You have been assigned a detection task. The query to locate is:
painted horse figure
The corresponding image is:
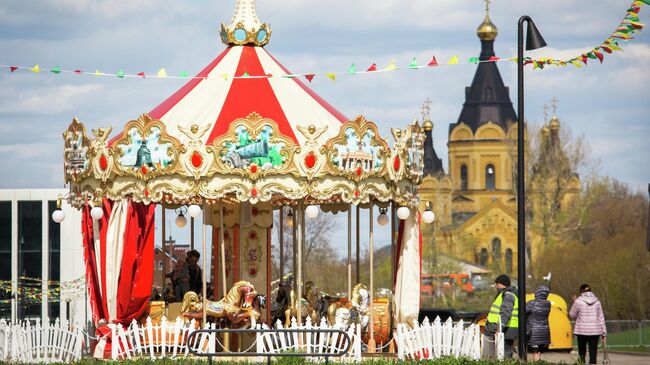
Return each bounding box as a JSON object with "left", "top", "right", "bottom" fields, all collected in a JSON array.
[
  {"left": 180, "top": 281, "right": 266, "bottom": 328},
  {"left": 326, "top": 283, "right": 370, "bottom": 331},
  {"left": 272, "top": 281, "right": 320, "bottom": 326}
]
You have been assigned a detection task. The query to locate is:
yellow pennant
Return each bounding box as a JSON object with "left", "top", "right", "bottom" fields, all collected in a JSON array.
[
  {"left": 571, "top": 60, "right": 583, "bottom": 68},
  {"left": 385, "top": 60, "right": 398, "bottom": 71},
  {"left": 157, "top": 68, "right": 167, "bottom": 77},
  {"left": 94, "top": 69, "right": 104, "bottom": 76},
  {"left": 221, "top": 73, "right": 229, "bottom": 80},
  {"left": 447, "top": 56, "right": 459, "bottom": 64},
  {"left": 327, "top": 73, "right": 336, "bottom": 81},
  {"left": 30, "top": 64, "right": 40, "bottom": 73}
]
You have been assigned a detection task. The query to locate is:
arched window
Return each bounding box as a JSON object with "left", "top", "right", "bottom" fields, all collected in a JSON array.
[
  {"left": 505, "top": 248, "right": 513, "bottom": 274},
  {"left": 491, "top": 238, "right": 501, "bottom": 261},
  {"left": 486, "top": 164, "right": 496, "bottom": 191},
  {"left": 479, "top": 248, "right": 488, "bottom": 266},
  {"left": 484, "top": 87, "right": 494, "bottom": 102},
  {"left": 460, "top": 165, "right": 468, "bottom": 190}
]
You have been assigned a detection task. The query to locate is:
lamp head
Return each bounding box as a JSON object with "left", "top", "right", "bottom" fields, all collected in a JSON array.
[{"left": 526, "top": 19, "right": 547, "bottom": 50}]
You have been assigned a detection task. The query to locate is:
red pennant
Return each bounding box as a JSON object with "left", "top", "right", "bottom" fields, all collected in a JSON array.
[
  {"left": 366, "top": 63, "right": 378, "bottom": 71},
  {"left": 266, "top": 73, "right": 273, "bottom": 77},
  {"left": 137, "top": 72, "right": 145, "bottom": 78},
  {"left": 594, "top": 51, "right": 604, "bottom": 63},
  {"left": 74, "top": 70, "right": 82, "bottom": 74},
  {"left": 304, "top": 74, "right": 315, "bottom": 82},
  {"left": 580, "top": 54, "right": 588, "bottom": 64},
  {"left": 9, "top": 66, "right": 18, "bottom": 72},
  {"left": 427, "top": 56, "right": 438, "bottom": 67},
  {"left": 601, "top": 46, "right": 612, "bottom": 54},
  {"left": 488, "top": 56, "right": 500, "bottom": 61}
]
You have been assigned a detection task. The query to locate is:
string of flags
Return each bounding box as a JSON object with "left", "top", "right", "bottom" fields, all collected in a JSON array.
[
  {"left": 0, "top": 276, "right": 86, "bottom": 303},
  {"left": 0, "top": 0, "right": 646, "bottom": 82}
]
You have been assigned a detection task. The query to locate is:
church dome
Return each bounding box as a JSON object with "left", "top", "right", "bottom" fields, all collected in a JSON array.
[
  {"left": 423, "top": 118, "right": 433, "bottom": 131},
  {"left": 477, "top": 13, "right": 498, "bottom": 41}
]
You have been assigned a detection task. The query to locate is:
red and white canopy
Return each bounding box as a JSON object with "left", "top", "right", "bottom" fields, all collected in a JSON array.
[{"left": 148, "top": 45, "right": 348, "bottom": 146}]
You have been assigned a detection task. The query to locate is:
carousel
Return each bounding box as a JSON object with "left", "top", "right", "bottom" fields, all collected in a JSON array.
[{"left": 59, "top": 0, "right": 432, "bottom": 357}]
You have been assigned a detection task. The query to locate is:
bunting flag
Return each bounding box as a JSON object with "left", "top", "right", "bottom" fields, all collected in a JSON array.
[{"left": 0, "top": 1, "right": 645, "bottom": 81}]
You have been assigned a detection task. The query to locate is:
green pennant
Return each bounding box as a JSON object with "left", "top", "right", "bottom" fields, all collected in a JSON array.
[
  {"left": 179, "top": 71, "right": 189, "bottom": 78},
  {"left": 347, "top": 63, "right": 356, "bottom": 74},
  {"left": 638, "top": 0, "right": 650, "bottom": 5},
  {"left": 468, "top": 57, "right": 479, "bottom": 64},
  {"left": 408, "top": 57, "right": 418, "bottom": 69},
  {"left": 587, "top": 52, "right": 597, "bottom": 59},
  {"left": 242, "top": 72, "right": 249, "bottom": 77},
  {"left": 50, "top": 66, "right": 61, "bottom": 74},
  {"left": 117, "top": 69, "right": 125, "bottom": 78}
]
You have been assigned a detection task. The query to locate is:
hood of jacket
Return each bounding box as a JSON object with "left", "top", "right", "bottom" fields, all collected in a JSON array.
[
  {"left": 578, "top": 291, "right": 599, "bottom": 305},
  {"left": 534, "top": 285, "right": 550, "bottom": 300}
]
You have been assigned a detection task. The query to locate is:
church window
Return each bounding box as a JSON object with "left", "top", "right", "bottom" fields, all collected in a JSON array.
[
  {"left": 484, "top": 87, "right": 493, "bottom": 102},
  {"left": 505, "top": 248, "right": 513, "bottom": 274},
  {"left": 491, "top": 237, "right": 501, "bottom": 261},
  {"left": 486, "top": 164, "right": 496, "bottom": 191},
  {"left": 460, "top": 165, "right": 468, "bottom": 190},
  {"left": 479, "top": 248, "right": 488, "bottom": 266}
]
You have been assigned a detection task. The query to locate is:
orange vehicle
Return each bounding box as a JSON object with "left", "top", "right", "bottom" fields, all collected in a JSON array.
[{"left": 421, "top": 273, "right": 474, "bottom": 296}]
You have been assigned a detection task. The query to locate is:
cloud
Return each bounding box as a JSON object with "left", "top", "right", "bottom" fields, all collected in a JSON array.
[{"left": 0, "top": 83, "right": 104, "bottom": 115}]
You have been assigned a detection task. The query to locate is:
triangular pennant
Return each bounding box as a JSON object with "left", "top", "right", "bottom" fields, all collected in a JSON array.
[
  {"left": 408, "top": 57, "right": 418, "bottom": 69},
  {"left": 347, "top": 63, "right": 356, "bottom": 74},
  {"left": 571, "top": 60, "right": 583, "bottom": 68},
  {"left": 137, "top": 72, "right": 145, "bottom": 78},
  {"left": 221, "top": 73, "right": 229, "bottom": 80},
  {"left": 9, "top": 66, "right": 18, "bottom": 72},
  {"left": 385, "top": 60, "right": 398, "bottom": 71},
  {"left": 447, "top": 56, "right": 459, "bottom": 64},
  {"left": 326, "top": 73, "right": 336, "bottom": 81},
  {"left": 30, "top": 64, "right": 40, "bottom": 73},
  {"left": 601, "top": 46, "right": 612, "bottom": 54},
  {"left": 637, "top": 0, "right": 650, "bottom": 5},
  {"left": 157, "top": 68, "right": 167, "bottom": 77},
  {"left": 74, "top": 70, "right": 82, "bottom": 74},
  {"left": 488, "top": 56, "right": 500, "bottom": 61},
  {"left": 594, "top": 50, "right": 604, "bottom": 63},
  {"left": 468, "top": 57, "right": 479, "bottom": 64},
  {"left": 179, "top": 71, "right": 189, "bottom": 77},
  {"left": 50, "top": 66, "right": 61, "bottom": 74},
  {"left": 427, "top": 56, "right": 438, "bottom": 67},
  {"left": 117, "top": 69, "right": 125, "bottom": 78},
  {"left": 366, "top": 63, "right": 378, "bottom": 72},
  {"left": 305, "top": 74, "right": 315, "bottom": 82},
  {"left": 242, "top": 72, "right": 249, "bottom": 77},
  {"left": 94, "top": 69, "right": 103, "bottom": 76}
]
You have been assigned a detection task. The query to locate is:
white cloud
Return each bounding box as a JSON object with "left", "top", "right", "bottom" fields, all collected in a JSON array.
[{"left": 0, "top": 83, "right": 104, "bottom": 115}]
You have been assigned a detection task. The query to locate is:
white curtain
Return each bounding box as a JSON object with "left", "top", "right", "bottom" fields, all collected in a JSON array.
[
  {"left": 104, "top": 199, "right": 129, "bottom": 321},
  {"left": 393, "top": 209, "right": 421, "bottom": 325}
]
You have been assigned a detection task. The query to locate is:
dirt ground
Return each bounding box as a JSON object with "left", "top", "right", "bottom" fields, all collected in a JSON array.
[{"left": 539, "top": 350, "right": 650, "bottom": 364}]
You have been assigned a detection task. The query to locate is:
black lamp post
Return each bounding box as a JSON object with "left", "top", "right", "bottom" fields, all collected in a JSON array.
[{"left": 517, "top": 15, "right": 546, "bottom": 361}]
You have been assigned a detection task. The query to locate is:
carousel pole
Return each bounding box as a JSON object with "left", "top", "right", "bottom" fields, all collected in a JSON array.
[
  {"left": 301, "top": 206, "right": 306, "bottom": 288},
  {"left": 279, "top": 208, "right": 284, "bottom": 285},
  {"left": 347, "top": 204, "right": 352, "bottom": 300},
  {"left": 296, "top": 203, "right": 303, "bottom": 326},
  {"left": 355, "top": 204, "right": 360, "bottom": 284},
  {"left": 202, "top": 203, "right": 207, "bottom": 324},
  {"left": 219, "top": 202, "right": 227, "bottom": 297},
  {"left": 190, "top": 217, "right": 195, "bottom": 251},
  {"left": 161, "top": 208, "right": 167, "bottom": 293},
  {"left": 292, "top": 209, "right": 297, "bottom": 293},
  {"left": 367, "top": 202, "right": 376, "bottom": 353}
]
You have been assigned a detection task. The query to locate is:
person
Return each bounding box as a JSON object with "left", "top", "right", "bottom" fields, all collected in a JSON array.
[
  {"left": 570, "top": 284, "right": 606, "bottom": 364},
  {"left": 186, "top": 250, "right": 203, "bottom": 294},
  {"left": 171, "top": 257, "right": 189, "bottom": 300},
  {"left": 483, "top": 274, "right": 519, "bottom": 359},
  {"left": 526, "top": 285, "right": 551, "bottom": 361}
]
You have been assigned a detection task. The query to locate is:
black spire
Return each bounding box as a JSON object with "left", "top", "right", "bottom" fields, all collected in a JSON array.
[
  {"left": 423, "top": 125, "right": 445, "bottom": 177},
  {"left": 449, "top": 7, "right": 517, "bottom": 136}
]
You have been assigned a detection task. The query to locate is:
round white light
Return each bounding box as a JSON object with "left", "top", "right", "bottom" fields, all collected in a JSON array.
[
  {"left": 175, "top": 213, "right": 187, "bottom": 228},
  {"left": 377, "top": 212, "right": 389, "bottom": 226},
  {"left": 188, "top": 204, "right": 202, "bottom": 218},
  {"left": 397, "top": 206, "right": 410, "bottom": 220},
  {"left": 51, "top": 209, "right": 65, "bottom": 223},
  {"left": 90, "top": 206, "right": 104, "bottom": 221},
  {"left": 305, "top": 205, "right": 319, "bottom": 219},
  {"left": 286, "top": 211, "right": 294, "bottom": 228},
  {"left": 422, "top": 210, "right": 435, "bottom": 224}
]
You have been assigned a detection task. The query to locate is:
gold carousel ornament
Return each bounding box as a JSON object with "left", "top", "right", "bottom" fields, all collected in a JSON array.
[{"left": 60, "top": 0, "right": 432, "bottom": 356}]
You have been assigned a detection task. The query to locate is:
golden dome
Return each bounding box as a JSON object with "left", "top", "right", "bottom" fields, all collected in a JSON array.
[
  {"left": 542, "top": 124, "right": 550, "bottom": 135},
  {"left": 549, "top": 115, "right": 560, "bottom": 129},
  {"left": 423, "top": 118, "right": 433, "bottom": 131},
  {"left": 477, "top": 13, "right": 498, "bottom": 41}
]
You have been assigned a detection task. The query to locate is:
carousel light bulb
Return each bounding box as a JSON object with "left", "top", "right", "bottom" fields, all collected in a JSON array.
[
  {"left": 90, "top": 206, "right": 104, "bottom": 221},
  {"left": 397, "top": 206, "right": 410, "bottom": 220},
  {"left": 422, "top": 210, "right": 435, "bottom": 224},
  {"left": 51, "top": 209, "right": 65, "bottom": 223},
  {"left": 175, "top": 212, "right": 187, "bottom": 228},
  {"left": 377, "top": 210, "right": 389, "bottom": 226},
  {"left": 188, "top": 204, "right": 202, "bottom": 218},
  {"left": 286, "top": 210, "right": 294, "bottom": 228},
  {"left": 305, "top": 205, "right": 319, "bottom": 219}
]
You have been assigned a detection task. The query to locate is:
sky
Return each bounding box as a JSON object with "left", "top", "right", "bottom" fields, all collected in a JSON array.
[{"left": 1, "top": 0, "right": 649, "bottom": 258}]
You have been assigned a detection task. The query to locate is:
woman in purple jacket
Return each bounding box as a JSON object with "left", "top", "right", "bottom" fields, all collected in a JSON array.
[{"left": 570, "top": 284, "right": 607, "bottom": 364}]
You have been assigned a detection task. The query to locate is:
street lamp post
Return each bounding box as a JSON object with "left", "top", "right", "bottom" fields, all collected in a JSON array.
[{"left": 517, "top": 15, "right": 546, "bottom": 361}]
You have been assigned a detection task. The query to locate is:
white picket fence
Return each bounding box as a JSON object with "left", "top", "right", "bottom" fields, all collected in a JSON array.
[
  {"left": 0, "top": 318, "right": 83, "bottom": 363},
  {"left": 255, "top": 317, "right": 362, "bottom": 363},
  {"left": 395, "top": 317, "right": 482, "bottom": 360}
]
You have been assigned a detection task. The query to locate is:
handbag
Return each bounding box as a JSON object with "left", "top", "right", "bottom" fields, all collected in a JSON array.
[{"left": 602, "top": 337, "right": 610, "bottom": 365}]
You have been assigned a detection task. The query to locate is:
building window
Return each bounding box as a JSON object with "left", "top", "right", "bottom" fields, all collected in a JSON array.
[
  {"left": 491, "top": 238, "right": 501, "bottom": 262},
  {"left": 158, "top": 261, "right": 163, "bottom": 271},
  {"left": 484, "top": 87, "right": 494, "bottom": 102},
  {"left": 479, "top": 248, "right": 488, "bottom": 266},
  {"left": 18, "top": 201, "right": 42, "bottom": 319},
  {"left": 48, "top": 201, "right": 60, "bottom": 318},
  {"left": 505, "top": 248, "right": 513, "bottom": 274},
  {"left": 460, "top": 165, "right": 468, "bottom": 190},
  {"left": 0, "top": 202, "right": 11, "bottom": 318},
  {"left": 486, "top": 164, "right": 496, "bottom": 191}
]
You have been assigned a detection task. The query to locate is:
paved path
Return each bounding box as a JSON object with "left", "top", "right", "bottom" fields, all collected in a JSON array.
[{"left": 541, "top": 351, "right": 650, "bottom": 364}]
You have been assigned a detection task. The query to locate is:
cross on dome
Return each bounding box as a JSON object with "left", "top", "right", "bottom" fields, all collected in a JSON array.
[{"left": 220, "top": 0, "right": 272, "bottom": 47}]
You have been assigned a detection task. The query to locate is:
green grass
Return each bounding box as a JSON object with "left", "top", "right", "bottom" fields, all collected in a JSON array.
[{"left": 570, "top": 325, "right": 650, "bottom": 352}]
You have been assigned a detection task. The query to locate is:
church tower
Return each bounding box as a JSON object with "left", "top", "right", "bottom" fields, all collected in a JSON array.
[{"left": 447, "top": 1, "right": 518, "bottom": 213}]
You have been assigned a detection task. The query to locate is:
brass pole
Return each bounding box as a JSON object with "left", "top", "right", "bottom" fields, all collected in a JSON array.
[
  {"left": 296, "top": 203, "right": 303, "bottom": 326},
  {"left": 190, "top": 217, "right": 195, "bottom": 251},
  {"left": 161, "top": 208, "right": 166, "bottom": 292},
  {"left": 347, "top": 204, "right": 352, "bottom": 300},
  {"left": 279, "top": 208, "right": 284, "bottom": 284},
  {"left": 368, "top": 202, "right": 376, "bottom": 352},
  {"left": 219, "top": 203, "right": 227, "bottom": 297},
  {"left": 355, "top": 204, "right": 360, "bottom": 284},
  {"left": 292, "top": 210, "right": 297, "bottom": 293},
  {"left": 202, "top": 205, "right": 207, "bottom": 324}
]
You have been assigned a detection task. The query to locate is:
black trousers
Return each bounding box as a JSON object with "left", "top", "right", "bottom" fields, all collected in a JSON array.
[{"left": 576, "top": 335, "right": 600, "bottom": 364}]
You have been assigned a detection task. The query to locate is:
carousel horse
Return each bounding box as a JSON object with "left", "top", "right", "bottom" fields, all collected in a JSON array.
[
  {"left": 326, "top": 283, "right": 370, "bottom": 331},
  {"left": 180, "top": 281, "right": 266, "bottom": 328},
  {"left": 272, "top": 281, "right": 320, "bottom": 326}
]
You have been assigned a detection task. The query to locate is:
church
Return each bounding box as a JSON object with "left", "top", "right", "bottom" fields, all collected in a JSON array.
[{"left": 417, "top": 4, "right": 581, "bottom": 277}]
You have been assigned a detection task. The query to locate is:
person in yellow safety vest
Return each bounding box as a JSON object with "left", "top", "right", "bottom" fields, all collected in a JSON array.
[{"left": 483, "top": 274, "right": 519, "bottom": 359}]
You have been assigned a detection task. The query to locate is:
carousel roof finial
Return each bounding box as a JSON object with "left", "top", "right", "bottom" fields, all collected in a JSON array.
[{"left": 220, "top": 0, "right": 272, "bottom": 47}]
